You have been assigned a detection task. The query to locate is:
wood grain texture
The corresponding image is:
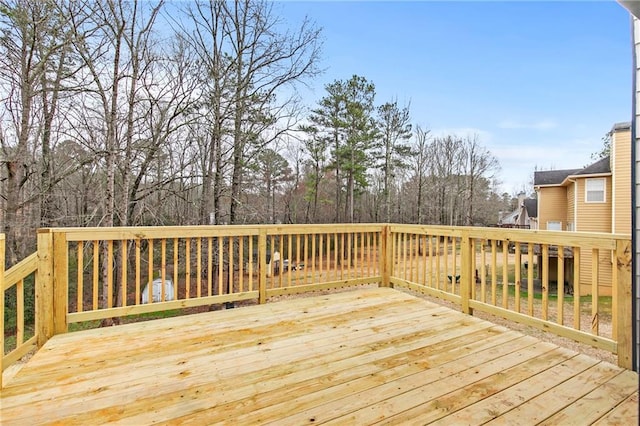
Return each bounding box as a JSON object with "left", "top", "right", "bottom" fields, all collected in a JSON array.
[{"left": 1, "top": 287, "right": 636, "bottom": 425}]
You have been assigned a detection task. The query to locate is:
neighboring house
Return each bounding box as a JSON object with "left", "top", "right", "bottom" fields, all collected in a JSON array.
[
  {"left": 497, "top": 192, "right": 538, "bottom": 229},
  {"left": 533, "top": 122, "right": 632, "bottom": 295}
]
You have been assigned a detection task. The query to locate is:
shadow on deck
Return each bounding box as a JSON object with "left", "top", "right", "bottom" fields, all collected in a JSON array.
[{"left": 1, "top": 287, "right": 637, "bottom": 425}]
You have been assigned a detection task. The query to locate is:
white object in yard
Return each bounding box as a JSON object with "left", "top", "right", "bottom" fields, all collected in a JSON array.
[
  {"left": 141, "top": 278, "right": 175, "bottom": 303},
  {"left": 266, "top": 251, "right": 281, "bottom": 277}
]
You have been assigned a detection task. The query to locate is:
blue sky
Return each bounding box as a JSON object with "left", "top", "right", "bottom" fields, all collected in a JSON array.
[{"left": 278, "top": 1, "right": 632, "bottom": 194}]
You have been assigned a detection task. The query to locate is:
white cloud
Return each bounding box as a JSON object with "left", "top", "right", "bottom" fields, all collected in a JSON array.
[{"left": 497, "top": 119, "right": 558, "bottom": 130}]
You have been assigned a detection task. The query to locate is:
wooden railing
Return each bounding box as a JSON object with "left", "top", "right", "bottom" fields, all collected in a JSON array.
[
  {"left": 1, "top": 236, "right": 39, "bottom": 388},
  {"left": 36, "top": 225, "right": 382, "bottom": 333},
  {"left": 388, "top": 225, "right": 633, "bottom": 369},
  {"left": 0, "top": 223, "right": 634, "bottom": 387}
]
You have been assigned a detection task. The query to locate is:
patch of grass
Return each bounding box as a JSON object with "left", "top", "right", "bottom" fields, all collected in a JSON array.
[
  {"left": 68, "top": 321, "right": 101, "bottom": 332},
  {"left": 127, "top": 309, "right": 186, "bottom": 321},
  {"left": 480, "top": 283, "right": 612, "bottom": 315},
  {"left": 3, "top": 326, "right": 36, "bottom": 355}
]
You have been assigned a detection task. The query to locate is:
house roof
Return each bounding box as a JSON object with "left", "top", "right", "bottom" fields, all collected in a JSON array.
[
  {"left": 533, "top": 169, "right": 580, "bottom": 186},
  {"left": 619, "top": 1, "right": 640, "bottom": 20},
  {"left": 574, "top": 156, "right": 610, "bottom": 176},
  {"left": 534, "top": 156, "right": 611, "bottom": 187},
  {"left": 498, "top": 198, "right": 538, "bottom": 224},
  {"left": 611, "top": 122, "right": 631, "bottom": 132},
  {"left": 499, "top": 209, "right": 519, "bottom": 225},
  {"left": 523, "top": 198, "right": 537, "bottom": 218}
]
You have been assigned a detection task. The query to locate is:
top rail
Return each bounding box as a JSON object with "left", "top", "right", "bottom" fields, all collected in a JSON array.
[
  {"left": 4, "top": 253, "right": 37, "bottom": 291},
  {"left": 53, "top": 224, "right": 385, "bottom": 241},
  {"left": 390, "top": 224, "right": 628, "bottom": 250}
]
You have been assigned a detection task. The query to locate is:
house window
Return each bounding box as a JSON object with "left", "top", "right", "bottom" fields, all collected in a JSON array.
[
  {"left": 585, "top": 178, "right": 605, "bottom": 203},
  {"left": 547, "top": 221, "right": 562, "bottom": 231},
  {"left": 566, "top": 222, "right": 574, "bottom": 231}
]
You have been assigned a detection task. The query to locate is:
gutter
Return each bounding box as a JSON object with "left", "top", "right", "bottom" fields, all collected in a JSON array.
[{"left": 562, "top": 172, "right": 612, "bottom": 186}]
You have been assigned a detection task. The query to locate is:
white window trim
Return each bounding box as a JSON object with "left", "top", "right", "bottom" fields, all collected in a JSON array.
[
  {"left": 546, "top": 221, "right": 562, "bottom": 231},
  {"left": 585, "top": 178, "right": 606, "bottom": 203}
]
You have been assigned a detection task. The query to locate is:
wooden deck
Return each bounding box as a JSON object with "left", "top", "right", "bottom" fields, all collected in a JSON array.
[{"left": 1, "top": 287, "right": 637, "bottom": 425}]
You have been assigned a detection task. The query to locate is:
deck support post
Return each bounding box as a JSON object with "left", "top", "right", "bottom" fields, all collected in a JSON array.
[
  {"left": 614, "top": 239, "right": 632, "bottom": 369},
  {"left": 381, "top": 225, "right": 392, "bottom": 287},
  {"left": 258, "top": 229, "right": 267, "bottom": 304},
  {"left": 460, "top": 231, "right": 473, "bottom": 315},
  {"left": 36, "top": 229, "right": 54, "bottom": 347},
  {"left": 52, "top": 231, "right": 68, "bottom": 335}
]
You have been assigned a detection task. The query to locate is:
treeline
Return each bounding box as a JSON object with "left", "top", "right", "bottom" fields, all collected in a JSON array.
[{"left": 0, "top": 0, "right": 511, "bottom": 264}]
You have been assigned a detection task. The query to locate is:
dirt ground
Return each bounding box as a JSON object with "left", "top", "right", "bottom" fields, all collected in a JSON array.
[{"left": 409, "top": 291, "right": 617, "bottom": 365}]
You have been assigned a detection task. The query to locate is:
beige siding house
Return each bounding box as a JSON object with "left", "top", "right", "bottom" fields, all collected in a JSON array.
[{"left": 533, "top": 122, "right": 631, "bottom": 296}]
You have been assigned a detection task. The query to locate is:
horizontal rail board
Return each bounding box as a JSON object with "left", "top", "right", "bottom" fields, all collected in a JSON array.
[
  {"left": 61, "top": 227, "right": 262, "bottom": 241},
  {"left": 3, "top": 253, "right": 37, "bottom": 291},
  {"left": 390, "top": 224, "right": 625, "bottom": 250},
  {"left": 265, "top": 224, "right": 383, "bottom": 235},
  {"left": 468, "top": 300, "right": 617, "bottom": 353},
  {"left": 68, "top": 292, "right": 259, "bottom": 323},
  {"left": 2, "top": 335, "right": 38, "bottom": 371},
  {"left": 265, "top": 277, "right": 382, "bottom": 298},
  {"left": 390, "top": 225, "right": 464, "bottom": 237},
  {"left": 390, "top": 278, "right": 462, "bottom": 305},
  {"left": 466, "top": 229, "right": 622, "bottom": 250},
  {"left": 43, "top": 224, "right": 385, "bottom": 242}
]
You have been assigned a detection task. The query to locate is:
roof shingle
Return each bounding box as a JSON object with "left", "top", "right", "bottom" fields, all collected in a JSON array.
[{"left": 534, "top": 156, "right": 611, "bottom": 187}]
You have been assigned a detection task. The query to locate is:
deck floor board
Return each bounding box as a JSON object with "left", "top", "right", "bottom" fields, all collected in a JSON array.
[{"left": 1, "top": 287, "right": 637, "bottom": 425}]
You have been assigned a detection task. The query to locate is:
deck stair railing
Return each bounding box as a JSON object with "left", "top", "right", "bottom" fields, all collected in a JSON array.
[
  {"left": 1, "top": 223, "right": 633, "bottom": 389},
  {"left": 1, "top": 235, "right": 39, "bottom": 388}
]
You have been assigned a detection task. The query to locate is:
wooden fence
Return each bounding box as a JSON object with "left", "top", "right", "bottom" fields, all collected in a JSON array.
[{"left": 1, "top": 224, "right": 633, "bottom": 388}]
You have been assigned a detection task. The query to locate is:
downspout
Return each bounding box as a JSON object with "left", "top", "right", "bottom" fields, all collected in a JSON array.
[
  {"left": 568, "top": 178, "right": 577, "bottom": 231},
  {"left": 612, "top": 141, "right": 616, "bottom": 233}
]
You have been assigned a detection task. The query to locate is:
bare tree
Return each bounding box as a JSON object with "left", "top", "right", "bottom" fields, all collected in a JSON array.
[
  {"left": 461, "top": 134, "right": 500, "bottom": 225},
  {"left": 178, "top": 0, "right": 321, "bottom": 225},
  {"left": 178, "top": 0, "right": 235, "bottom": 225},
  {"left": 410, "top": 125, "right": 431, "bottom": 224},
  {"left": 0, "top": 0, "right": 84, "bottom": 262},
  {"left": 224, "top": 0, "right": 322, "bottom": 224},
  {"left": 69, "top": 0, "right": 170, "bottom": 317}
]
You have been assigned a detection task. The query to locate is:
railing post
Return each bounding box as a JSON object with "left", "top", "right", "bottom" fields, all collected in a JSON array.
[
  {"left": 52, "top": 231, "right": 68, "bottom": 334},
  {"left": 258, "top": 229, "right": 267, "bottom": 304},
  {"left": 614, "top": 239, "right": 632, "bottom": 369},
  {"left": 1, "top": 234, "right": 5, "bottom": 389},
  {"left": 36, "top": 229, "right": 54, "bottom": 347},
  {"left": 381, "top": 225, "right": 392, "bottom": 287},
  {"left": 460, "top": 231, "right": 473, "bottom": 315}
]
